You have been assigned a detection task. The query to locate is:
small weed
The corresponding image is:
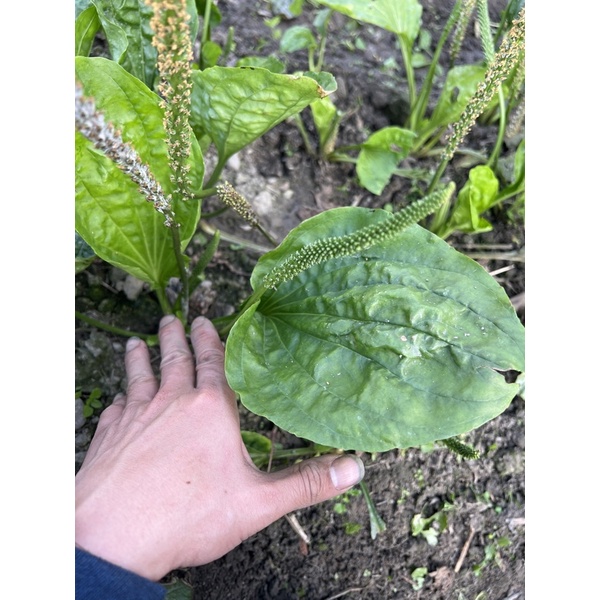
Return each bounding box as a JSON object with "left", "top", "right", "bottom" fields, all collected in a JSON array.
[
  {"left": 396, "top": 489, "right": 410, "bottom": 506},
  {"left": 472, "top": 532, "right": 511, "bottom": 576},
  {"left": 414, "top": 468, "right": 425, "bottom": 488},
  {"left": 410, "top": 567, "right": 428, "bottom": 591},
  {"left": 344, "top": 522, "right": 362, "bottom": 535},
  {"left": 411, "top": 501, "right": 453, "bottom": 546},
  {"left": 76, "top": 387, "right": 103, "bottom": 418}
]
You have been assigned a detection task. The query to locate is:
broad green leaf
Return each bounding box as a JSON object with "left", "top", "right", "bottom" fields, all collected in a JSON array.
[
  {"left": 190, "top": 66, "right": 331, "bottom": 163},
  {"left": 75, "top": 5, "right": 101, "bottom": 57},
  {"left": 303, "top": 70, "right": 337, "bottom": 93},
  {"left": 226, "top": 207, "right": 524, "bottom": 452},
  {"left": 356, "top": 127, "right": 416, "bottom": 195},
  {"left": 313, "top": 0, "right": 422, "bottom": 43},
  {"left": 201, "top": 40, "right": 222, "bottom": 68},
  {"left": 423, "top": 64, "right": 487, "bottom": 133},
  {"left": 241, "top": 430, "right": 273, "bottom": 455},
  {"left": 236, "top": 55, "right": 286, "bottom": 73},
  {"left": 442, "top": 165, "right": 498, "bottom": 236},
  {"left": 75, "top": 57, "right": 203, "bottom": 287},
  {"left": 280, "top": 25, "right": 317, "bottom": 53},
  {"left": 93, "top": 0, "right": 198, "bottom": 88}
]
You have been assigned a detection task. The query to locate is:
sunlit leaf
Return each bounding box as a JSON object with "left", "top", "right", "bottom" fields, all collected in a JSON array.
[
  {"left": 313, "top": 0, "right": 422, "bottom": 43},
  {"left": 226, "top": 207, "right": 524, "bottom": 452},
  {"left": 190, "top": 66, "right": 331, "bottom": 163},
  {"left": 75, "top": 57, "right": 203, "bottom": 287},
  {"left": 356, "top": 127, "right": 416, "bottom": 194}
]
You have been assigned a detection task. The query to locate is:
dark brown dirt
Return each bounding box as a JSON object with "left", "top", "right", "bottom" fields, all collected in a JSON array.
[{"left": 75, "top": 1, "right": 525, "bottom": 598}]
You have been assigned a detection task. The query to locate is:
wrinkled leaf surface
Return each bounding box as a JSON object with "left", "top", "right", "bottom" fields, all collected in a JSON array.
[
  {"left": 75, "top": 57, "right": 203, "bottom": 287},
  {"left": 226, "top": 207, "right": 524, "bottom": 451}
]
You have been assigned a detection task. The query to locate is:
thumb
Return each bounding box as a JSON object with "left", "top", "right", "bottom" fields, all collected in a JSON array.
[{"left": 263, "top": 454, "right": 365, "bottom": 517}]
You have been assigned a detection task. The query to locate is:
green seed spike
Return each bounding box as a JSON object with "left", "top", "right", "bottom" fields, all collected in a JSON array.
[
  {"left": 440, "top": 436, "right": 480, "bottom": 460},
  {"left": 263, "top": 183, "right": 455, "bottom": 289}
]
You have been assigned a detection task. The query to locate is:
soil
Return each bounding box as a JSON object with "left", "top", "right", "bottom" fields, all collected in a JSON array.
[{"left": 75, "top": 1, "right": 525, "bottom": 599}]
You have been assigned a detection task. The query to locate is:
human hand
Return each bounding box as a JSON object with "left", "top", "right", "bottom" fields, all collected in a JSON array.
[{"left": 75, "top": 315, "right": 364, "bottom": 581}]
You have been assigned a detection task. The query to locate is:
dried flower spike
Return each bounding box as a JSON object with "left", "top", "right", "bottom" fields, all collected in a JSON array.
[
  {"left": 216, "top": 181, "right": 259, "bottom": 227},
  {"left": 146, "top": 0, "right": 194, "bottom": 204},
  {"left": 443, "top": 7, "right": 525, "bottom": 162},
  {"left": 75, "top": 86, "right": 175, "bottom": 227}
]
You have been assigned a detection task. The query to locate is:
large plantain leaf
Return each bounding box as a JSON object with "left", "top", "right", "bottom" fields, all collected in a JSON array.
[
  {"left": 190, "top": 66, "right": 331, "bottom": 164},
  {"left": 225, "top": 207, "right": 524, "bottom": 452},
  {"left": 75, "top": 57, "right": 203, "bottom": 288},
  {"left": 313, "top": 0, "right": 422, "bottom": 44}
]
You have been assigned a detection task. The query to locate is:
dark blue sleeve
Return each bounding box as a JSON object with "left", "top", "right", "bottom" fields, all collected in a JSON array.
[{"left": 76, "top": 547, "right": 166, "bottom": 600}]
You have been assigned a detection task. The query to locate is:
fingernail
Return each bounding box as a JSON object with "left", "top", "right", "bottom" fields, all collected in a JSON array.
[
  {"left": 126, "top": 337, "right": 141, "bottom": 351},
  {"left": 330, "top": 455, "right": 364, "bottom": 490},
  {"left": 191, "top": 316, "right": 208, "bottom": 330},
  {"left": 160, "top": 314, "right": 177, "bottom": 328}
]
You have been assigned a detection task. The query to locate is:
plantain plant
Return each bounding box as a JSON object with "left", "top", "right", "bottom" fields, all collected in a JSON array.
[
  {"left": 75, "top": 0, "right": 524, "bottom": 462},
  {"left": 274, "top": 0, "right": 525, "bottom": 238}
]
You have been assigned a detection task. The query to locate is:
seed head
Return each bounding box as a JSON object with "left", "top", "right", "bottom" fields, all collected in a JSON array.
[{"left": 75, "top": 86, "right": 175, "bottom": 226}]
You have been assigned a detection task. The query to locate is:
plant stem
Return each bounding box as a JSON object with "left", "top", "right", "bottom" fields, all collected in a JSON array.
[
  {"left": 155, "top": 286, "right": 174, "bottom": 315},
  {"left": 199, "top": 0, "right": 213, "bottom": 69},
  {"left": 205, "top": 155, "right": 227, "bottom": 189},
  {"left": 169, "top": 223, "right": 189, "bottom": 319},
  {"left": 199, "top": 220, "right": 272, "bottom": 254},
  {"left": 75, "top": 311, "right": 159, "bottom": 345},
  {"left": 315, "top": 11, "right": 332, "bottom": 73},
  {"left": 398, "top": 36, "right": 417, "bottom": 120},
  {"left": 359, "top": 480, "right": 386, "bottom": 540},
  {"left": 293, "top": 113, "right": 317, "bottom": 157},
  {"left": 486, "top": 86, "right": 506, "bottom": 170},
  {"left": 194, "top": 186, "right": 218, "bottom": 200},
  {"left": 411, "top": 0, "right": 462, "bottom": 130}
]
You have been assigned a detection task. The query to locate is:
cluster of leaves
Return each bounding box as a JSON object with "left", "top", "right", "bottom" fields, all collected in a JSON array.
[
  {"left": 75, "top": 0, "right": 524, "bottom": 460},
  {"left": 265, "top": 0, "right": 525, "bottom": 238}
]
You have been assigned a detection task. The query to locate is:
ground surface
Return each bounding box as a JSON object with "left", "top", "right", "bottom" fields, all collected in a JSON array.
[{"left": 75, "top": 1, "right": 525, "bottom": 598}]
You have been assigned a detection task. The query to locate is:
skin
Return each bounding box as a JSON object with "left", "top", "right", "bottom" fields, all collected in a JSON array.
[{"left": 75, "top": 315, "right": 364, "bottom": 581}]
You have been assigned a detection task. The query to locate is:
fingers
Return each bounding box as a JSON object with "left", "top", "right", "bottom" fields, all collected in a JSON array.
[
  {"left": 190, "top": 317, "right": 232, "bottom": 395},
  {"left": 124, "top": 337, "right": 158, "bottom": 404},
  {"left": 157, "top": 315, "right": 196, "bottom": 393},
  {"left": 258, "top": 454, "right": 365, "bottom": 521}
]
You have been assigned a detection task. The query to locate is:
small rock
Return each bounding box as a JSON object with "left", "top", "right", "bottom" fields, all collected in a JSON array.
[
  {"left": 227, "top": 153, "right": 241, "bottom": 171},
  {"left": 121, "top": 275, "right": 146, "bottom": 301},
  {"left": 75, "top": 398, "right": 86, "bottom": 430}
]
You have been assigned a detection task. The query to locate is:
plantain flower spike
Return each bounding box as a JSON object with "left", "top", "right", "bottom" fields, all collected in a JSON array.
[
  {"left": 216, "top": 182, "right": 259, "bottom": 228},
  {"left": 263, "top": 183, "right": 455, "bottom": 290},
  {"left": 443, "top": 7, "right": 525, "bottom": 162},
  {"left": 146, "top": 0, "right": 194, "bottom": 204},
  {"left": 75, "top": 86, "right": 175, "bottom": 227},
  {"left": 440, "top": 436, "right": 480, "bottom": 460},
  {"left": 449, "top": 0, "right": 477, "bottom": 64}
]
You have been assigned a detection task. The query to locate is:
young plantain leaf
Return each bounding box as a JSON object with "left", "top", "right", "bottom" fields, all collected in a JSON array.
[
  {"left": 437, "top": 165, "right": 499, "bottom": 238},
  {"left": 225, "top": 207, "right": 524, "bottom": 452},
  {"left": 75, "top": 57, "right": 203, "bottom": 288},
  {"left": 356, "top": 126, "right": 416, "bottom": 195}
]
